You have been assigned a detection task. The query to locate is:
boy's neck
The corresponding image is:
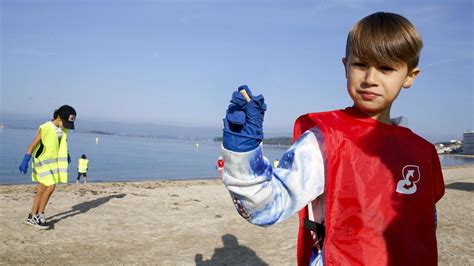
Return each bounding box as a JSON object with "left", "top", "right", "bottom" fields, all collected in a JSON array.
[{"left": 353, "top": 105, "right": 393, "bottom": 125}]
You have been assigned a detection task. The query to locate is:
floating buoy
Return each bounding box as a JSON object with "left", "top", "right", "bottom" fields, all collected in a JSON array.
[{"left": 96, "top": 137, "right": 99, "bottom": 144}]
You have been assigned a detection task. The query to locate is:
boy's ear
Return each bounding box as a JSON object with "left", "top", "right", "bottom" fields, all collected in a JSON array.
[
  {"left": 342, "top": 57, "right": 348, "bottom": 79},
  {"left": 403, "top": 67, "right": 421, "bottom": 88}
]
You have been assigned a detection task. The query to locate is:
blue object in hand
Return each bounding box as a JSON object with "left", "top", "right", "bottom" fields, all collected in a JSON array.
[
  {"left": 223, "top": 85, "right": 267, "bottom": 152},
  {"left": 18, "top": 154, "right": 32, "bottom": 174}
]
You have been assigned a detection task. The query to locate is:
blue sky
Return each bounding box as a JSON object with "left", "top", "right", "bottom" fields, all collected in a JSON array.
[{"left": 1, "top": 0, "right": 473, "bottom": 142}]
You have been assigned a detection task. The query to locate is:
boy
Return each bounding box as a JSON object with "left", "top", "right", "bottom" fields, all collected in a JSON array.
[{"left": 221, "top": 12, "right": 445, "bottom": 265}]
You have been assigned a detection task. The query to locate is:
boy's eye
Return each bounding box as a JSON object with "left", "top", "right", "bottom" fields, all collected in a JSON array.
[
  {"left": 352, "top": 62, "right": 367, "bottom": 68},
  {"left": 380, "top": 66, "right": 395, "bottom": 72}
]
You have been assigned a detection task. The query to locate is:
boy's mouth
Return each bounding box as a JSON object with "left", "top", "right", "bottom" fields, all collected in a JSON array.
[{"left": 358, "top": 90, "right": 380, "bottom": 100}]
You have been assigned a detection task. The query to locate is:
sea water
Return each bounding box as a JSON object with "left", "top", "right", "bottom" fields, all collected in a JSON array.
[
  {"left": 0, "top": 128, "right": 288, "bottom": 184},
  {"left": 1, "top": 128, "right": 473, "bottom": 185}
]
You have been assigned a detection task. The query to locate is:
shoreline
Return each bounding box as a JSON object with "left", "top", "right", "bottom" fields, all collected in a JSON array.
[
  {"left": 0, "top": 177, "right": 223, "bottom": 188},
  {"left": 441, "top": 162, "right": 474, "bottom": 169},
  {"left": 440, "top": 153, "right": 474, "bottom": 158},
  {"left": 2, "top": 163, "right": 473, "bottom": 186},
  {"left": 0, "top": 176, "right": 223, "bottom": 186}
]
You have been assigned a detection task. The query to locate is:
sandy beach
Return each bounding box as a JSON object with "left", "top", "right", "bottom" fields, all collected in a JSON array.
[{"left": 1, "top": 165, "right": 473, "bottom": 265}]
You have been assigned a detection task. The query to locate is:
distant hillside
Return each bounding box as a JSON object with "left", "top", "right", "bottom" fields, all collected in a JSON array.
[
  {"left": 1, "top": 113, "right": 220, "bottom": 141},
  {"left": 264, "top": 137, "right": 292, "bottom": 146}
]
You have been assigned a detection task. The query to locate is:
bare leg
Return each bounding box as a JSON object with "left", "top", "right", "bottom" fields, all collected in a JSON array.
[
  {"left": 38, "top": 184, "right": 55, "bottom": 214},
  {"left": 31, "top": 184, "right": 46, "bottom": 215},
  {"left": 84, "top": 175, "right": 88, "bottom": 184}
]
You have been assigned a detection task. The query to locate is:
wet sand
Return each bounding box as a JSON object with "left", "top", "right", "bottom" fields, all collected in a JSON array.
[{"left": 0, "top": 165, "right": 473, "bottom": 265}]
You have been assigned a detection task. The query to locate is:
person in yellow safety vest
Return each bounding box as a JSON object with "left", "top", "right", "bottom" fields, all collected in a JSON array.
[
  {"left": 18, "top": 105, "right": 77, "bottom": 230},
  {"left": 76, "top": 154, "right": 89, "bottom": 184},
  {"left": 273, "top": 159, "right": 279, "bottom": 168}
]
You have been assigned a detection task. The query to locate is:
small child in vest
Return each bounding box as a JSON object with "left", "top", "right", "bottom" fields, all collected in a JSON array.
[
  {"left": 217, "top": 156, "right": 225, "bottom": 179},
  {"left": 221, "top": 12, "right": 445, "bottom": 265},
  {"left": 77, "top": 154, "right": 89, "bottom": 184},
  {"left": 18, "top": 105, "right": 77, "bottom": 230}
]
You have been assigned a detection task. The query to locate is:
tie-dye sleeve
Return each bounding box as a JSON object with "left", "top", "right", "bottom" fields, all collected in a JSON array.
[{"left": 222, "top": 127, "right": 326, "bottom": 226}]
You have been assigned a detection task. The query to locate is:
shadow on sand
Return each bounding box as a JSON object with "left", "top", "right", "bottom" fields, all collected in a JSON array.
[
  {"left": 445, "top": 182, "right": 474, "bottom": 192},
  {"left": 47, "top": 193, "right": 126, "bottom": 228},
  {"left": 195, "top": 234, "right": 268, "bottom": 266}
]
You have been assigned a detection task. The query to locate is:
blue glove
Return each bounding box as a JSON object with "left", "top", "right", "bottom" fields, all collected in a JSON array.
[
  {"left": 19, "top": 154, "right": 32, "bottom": 174},
  {"left": 223, "top": 85, "right": 267, "bottom": 152},
  {"left": 68, "top": 154, "right": 71, "bottom": 164}
]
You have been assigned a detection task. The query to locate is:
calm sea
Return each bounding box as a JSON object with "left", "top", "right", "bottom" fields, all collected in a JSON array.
[
  {"left": 0, "top": 128, "right": 289, "bottom": 184},
  {"left": 1, "top": 128, "right": 473, "bottom": 185}
]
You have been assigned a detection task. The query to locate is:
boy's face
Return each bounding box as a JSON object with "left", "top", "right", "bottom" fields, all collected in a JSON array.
[{"left": 342, "top": 54, "right": 420, "bottom": 122}]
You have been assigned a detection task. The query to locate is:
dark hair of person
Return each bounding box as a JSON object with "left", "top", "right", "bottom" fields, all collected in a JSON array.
[
  {"left": 81, "top": 154, "right": 87, "bottom": 159},
  {"left": 53, "top": 109, "right": 59, "bottom": 119}
]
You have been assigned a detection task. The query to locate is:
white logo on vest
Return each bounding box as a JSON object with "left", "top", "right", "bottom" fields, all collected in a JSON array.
[{"left": 396, "top": 165, "right": 420, "bottom": 195}]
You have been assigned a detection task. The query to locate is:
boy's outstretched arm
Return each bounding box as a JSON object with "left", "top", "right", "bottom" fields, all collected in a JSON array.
[{"left": 222, "top": 86, "right": 325, "bottom": 226}]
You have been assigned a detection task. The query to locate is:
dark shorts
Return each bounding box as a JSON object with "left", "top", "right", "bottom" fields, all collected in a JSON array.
[{"left": 77, "top": 172, "right": 87, "bottom": 179}]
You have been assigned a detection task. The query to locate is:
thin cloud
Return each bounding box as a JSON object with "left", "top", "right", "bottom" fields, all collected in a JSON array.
[
  {"left": 328, "top": 0, "right": 380, "bottom": 9},
  {"left": 423, "top": 59, "right": 459, "bottom": 68},
  {"left": 11, "top": 48, "right": 56, "bottom": 57}
]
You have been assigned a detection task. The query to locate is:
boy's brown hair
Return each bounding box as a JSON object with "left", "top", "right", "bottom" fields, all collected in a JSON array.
[{"left": 346, "top": 12, "right": 423, "bottom": 71}]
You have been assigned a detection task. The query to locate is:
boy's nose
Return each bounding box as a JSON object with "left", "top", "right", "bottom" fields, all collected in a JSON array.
[{"left": 363, "top": 67, "right": 378, "bottom": 86}]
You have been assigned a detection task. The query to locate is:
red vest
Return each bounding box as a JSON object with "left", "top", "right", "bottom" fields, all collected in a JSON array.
[{"left": 294, "top": 108, "right": 445, "bottom": 266}]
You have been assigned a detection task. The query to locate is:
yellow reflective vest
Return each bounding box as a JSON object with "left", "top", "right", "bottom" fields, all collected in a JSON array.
[
  {"left": 273, "top": 160, "right": 279, "bottom": 168},
  {"left": 32, "top": 122, "right": 69, "bottom": 186},
  {"left": 78, "top": 158, "right": 89, "bottom": 173}
]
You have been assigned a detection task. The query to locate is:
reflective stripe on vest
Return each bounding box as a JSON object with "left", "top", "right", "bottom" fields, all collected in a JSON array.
[
  {"left": 35, "top": 157, "right": 68, "bottom": 167},
  {"left": 34, "top": 167, "right": 68, "bottom": 178},
  {"left": 32, "top": 122, "right": 69, "bottom": 182}
]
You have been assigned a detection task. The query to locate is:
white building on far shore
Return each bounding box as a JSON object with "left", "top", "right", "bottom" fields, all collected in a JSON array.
[
  {"left": 435, "top": 140, "right": 462, "bottom": 154},
  {"left": 463, "top": 131, "right": 474, "bottom": 155}
]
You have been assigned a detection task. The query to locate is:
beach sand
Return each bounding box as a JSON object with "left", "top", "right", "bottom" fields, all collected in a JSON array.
[{"left": 0, "top": 165, "right": 473, "bottom": 265}]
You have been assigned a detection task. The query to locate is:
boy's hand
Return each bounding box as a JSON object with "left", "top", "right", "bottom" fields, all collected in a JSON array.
[{"left": 223, "top": 85, "right": 266, "bottom": 152}]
